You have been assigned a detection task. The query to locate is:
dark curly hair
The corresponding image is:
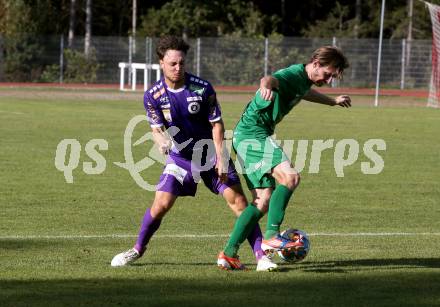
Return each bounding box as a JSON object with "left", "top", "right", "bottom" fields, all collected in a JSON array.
[{"left": 156, "top": 36, "right": 190, "bottom": 60}]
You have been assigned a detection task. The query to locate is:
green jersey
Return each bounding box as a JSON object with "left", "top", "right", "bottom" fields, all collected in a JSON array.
[{"left": 234, "top": 64, "right": 312, "bottom": 138}]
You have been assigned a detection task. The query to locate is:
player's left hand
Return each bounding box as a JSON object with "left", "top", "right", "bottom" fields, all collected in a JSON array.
[
  {"left": 260, "top": 86, "right": 274, "bottom": 101},
  {"left": 334, "top": 95, "right": 351, "bottom": 107}
]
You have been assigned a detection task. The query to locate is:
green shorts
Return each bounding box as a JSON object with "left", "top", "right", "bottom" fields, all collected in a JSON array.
[{"left": 232, "top": 134, "right": 289, "bottom": 189}]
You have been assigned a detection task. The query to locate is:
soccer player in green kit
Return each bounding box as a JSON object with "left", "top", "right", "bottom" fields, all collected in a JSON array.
[{"left": 218, "top": 46, "right": 351, "bottom": 267}]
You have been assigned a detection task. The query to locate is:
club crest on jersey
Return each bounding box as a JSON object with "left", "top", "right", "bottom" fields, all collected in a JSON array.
[{"left": 188, "top": 101, "right": 200, "bottom": 114}]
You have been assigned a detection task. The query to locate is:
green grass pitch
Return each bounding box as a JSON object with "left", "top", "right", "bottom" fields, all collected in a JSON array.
[{"left": 0, "top": 89, "right": 439, "bottom": 306}]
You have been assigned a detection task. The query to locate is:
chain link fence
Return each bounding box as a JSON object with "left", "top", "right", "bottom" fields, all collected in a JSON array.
[{"left": 0, "top": 35, "right": 432, "bottom": 89}]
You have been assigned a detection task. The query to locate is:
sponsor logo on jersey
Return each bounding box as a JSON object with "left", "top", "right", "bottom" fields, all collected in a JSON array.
[
  {"left": 163, "top": 164, "right": 187, "bottom": 185},
  {"left": 162, "top": 109, "right": 172, "bottom": 122},
  {"left": 159, "top": 96, "right": 170, "bottom": 103},
  {"left": 186, "top": 96, "right": 203, "bottom": 102},
  {"left": 161, "top": 103, "right": 171, "bottom": 122}
]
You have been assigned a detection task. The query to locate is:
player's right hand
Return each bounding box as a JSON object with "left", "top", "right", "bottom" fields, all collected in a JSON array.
[
  {"left": 334, "top": 95, "right": 352, "bottom": 108},
  {"left": 158, "top": 140, "right": 172, "bottom": 155}
]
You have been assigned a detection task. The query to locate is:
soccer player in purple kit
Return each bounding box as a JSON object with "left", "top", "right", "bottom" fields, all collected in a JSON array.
[{"left": 111, "top": 36, "right": 277, "bottom": 271}]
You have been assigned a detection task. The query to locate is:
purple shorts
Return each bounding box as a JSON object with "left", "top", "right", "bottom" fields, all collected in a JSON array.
[{"left": 156, "top": 152, "right": 240, "bottom": 197}]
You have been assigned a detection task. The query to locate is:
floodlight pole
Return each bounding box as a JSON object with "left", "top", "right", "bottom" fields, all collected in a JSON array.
[{"left": 374, "top": 0, "right": 386, "bottom": 107}]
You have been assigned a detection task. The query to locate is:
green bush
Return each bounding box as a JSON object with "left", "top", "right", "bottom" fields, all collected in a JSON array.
[
  {"left": 40, "top": 63, "right": 60, "bottom": 82},
  {"left": 63, "top": 49, "right": 100, "bottom": 83},
  {"left": 40, "top": 49, "right": 101, "bottom": 83}
]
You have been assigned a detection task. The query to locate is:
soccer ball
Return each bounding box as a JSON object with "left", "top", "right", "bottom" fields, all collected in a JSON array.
[{"left": 277, "top": 228, "right": 310, "bottom": 262}]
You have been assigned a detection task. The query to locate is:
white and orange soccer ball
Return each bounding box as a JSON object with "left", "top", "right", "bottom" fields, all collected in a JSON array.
[{"left": 277, "top": 228, "right": 311, "bottom": 262}]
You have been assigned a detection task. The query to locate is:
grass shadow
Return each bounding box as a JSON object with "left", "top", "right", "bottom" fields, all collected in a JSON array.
[
  {"left": 292, "top": 257, "right": 440, "bottom": 273},
  {"left": 0, "top": 239, "right": 65, "bottom": 250},
  {"left": 129, "top": 257, "right": 440, "bottom": 274},
  {"left": 1, "top": 270, "right": 440, "bottom": 307}
]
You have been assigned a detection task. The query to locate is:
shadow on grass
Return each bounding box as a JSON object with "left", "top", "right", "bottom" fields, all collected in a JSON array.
[
  {"left": 0, "top": 239, "right": 65, "bottom": 250},
  {"left": 1, "top": 268, "right": 440, "bottom": 307},
  {"left": 295, "top": 257, "right": 440, "bottom": 273},
  {"left": 131, "top": 257, "right": 440, "bottom": 271}
]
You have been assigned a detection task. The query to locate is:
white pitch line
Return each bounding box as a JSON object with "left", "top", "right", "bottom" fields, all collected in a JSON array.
[
  {"left": 312, "top": 232, "right": 440, "bottom": 236},
  {"left": 0, "top": 232, "right": 440, "bottom": 240},
  {"left": 0, "top": 110, "right": 25, "bottom": 115}
]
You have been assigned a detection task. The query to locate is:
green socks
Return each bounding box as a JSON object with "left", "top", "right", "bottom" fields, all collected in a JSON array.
[
  {"left": 224, "top": 204, "right": 263, "bottom": 257},
  {"left": 264, "top": 185, "right": 293, "bottom": 239},
  {"left": 223, "top": 185, "right": 294, "bottom": 257}
]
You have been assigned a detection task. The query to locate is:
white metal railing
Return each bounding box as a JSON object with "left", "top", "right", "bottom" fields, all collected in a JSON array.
[{"left": 118, "top": 62, "right": 161, "bottom": 91}]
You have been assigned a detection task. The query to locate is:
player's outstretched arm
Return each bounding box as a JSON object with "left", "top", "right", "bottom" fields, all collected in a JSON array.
[{"left": 303, "top": 89, "right": 351, "bottom": 107}]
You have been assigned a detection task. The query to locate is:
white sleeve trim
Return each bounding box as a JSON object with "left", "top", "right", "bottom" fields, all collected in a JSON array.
[
  {"left": 150, "top": 123, "right": 164, "bottom": 128},
  {"left": 209, "top": 116, "right": 222, "bottom": 123}
]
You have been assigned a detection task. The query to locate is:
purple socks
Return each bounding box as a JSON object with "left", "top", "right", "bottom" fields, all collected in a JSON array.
[
  {"left": 134, "top": 208, "right": 264, "bottom": 260},
  {"left": 134, "top": 208, "right": 162, "bottom": 255},
  {"left": 247, "top": 223, "right": 265, "bottom": 260}
]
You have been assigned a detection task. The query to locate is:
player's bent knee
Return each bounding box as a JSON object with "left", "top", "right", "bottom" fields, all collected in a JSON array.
[
  {"left": 235, "top": 194, "right": 247, "bottom": 207},
  {"left": 286, "top": 173, "right": 300, "bottom": 190},
  {"left": 230, "top": 195, "right": 247, "bottom": 216},
  {"left": 151, "top": 200, "right": 174, "bottom": 219},
  {"left": 253, "top": 196, "right": 270, "bottom": 214}
]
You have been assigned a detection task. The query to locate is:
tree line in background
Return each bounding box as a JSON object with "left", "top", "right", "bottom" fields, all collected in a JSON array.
[
  {"left": 1, "top": 0, "right": 438, "bottom": 39},
  {"left": 0, "top": 0, "right": 438, "bottom": 82}
]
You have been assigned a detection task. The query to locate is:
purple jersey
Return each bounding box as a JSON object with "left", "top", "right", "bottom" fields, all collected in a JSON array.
[{"left": 144, "top": 73, "right": 221, "bottom": 158}]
